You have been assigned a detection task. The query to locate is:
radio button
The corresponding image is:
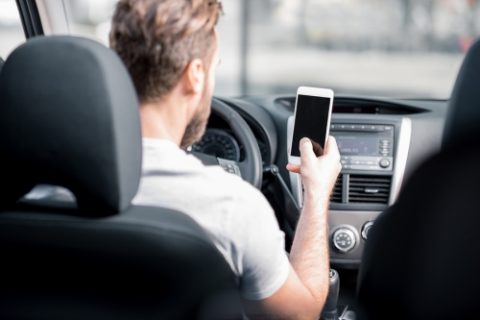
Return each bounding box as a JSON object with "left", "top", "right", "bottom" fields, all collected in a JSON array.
[{"left": 379, "top": 159, "right": 391, "bottom": 168}]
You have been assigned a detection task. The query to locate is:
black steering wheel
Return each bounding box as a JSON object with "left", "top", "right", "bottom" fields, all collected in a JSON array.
[{"left": 192, "top": 98, "right": 263, "bottom": 189}]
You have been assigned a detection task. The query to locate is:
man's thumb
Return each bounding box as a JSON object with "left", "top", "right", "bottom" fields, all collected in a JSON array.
[{"left": 299, "top": 138, "right": 315, "bottom": 163}]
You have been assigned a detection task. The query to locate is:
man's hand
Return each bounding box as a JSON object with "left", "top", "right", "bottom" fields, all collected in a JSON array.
[
  {"left": 245, "top": 137, "right": 341, "bottom": 319},
  {"left": 287, "top": 136, "right": 342, "bottom": 204}
]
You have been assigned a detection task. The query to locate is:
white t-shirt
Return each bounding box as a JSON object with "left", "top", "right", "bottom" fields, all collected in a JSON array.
[{"left": 132, "top": 138, "right": 290, "bottom": 300}]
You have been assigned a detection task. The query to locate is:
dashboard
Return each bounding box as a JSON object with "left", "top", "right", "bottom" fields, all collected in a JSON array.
[
  {"left": 197, "top": 95, "right": 448, "bottom": 268},
  {"left": 193, "top": 129, "right": 241, "bottom": 162}
]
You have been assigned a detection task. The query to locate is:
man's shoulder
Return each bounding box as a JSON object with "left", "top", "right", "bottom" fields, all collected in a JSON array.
[
  {"left": 199, "top": 161, "right": 266, "bottom": 202},
  {"left": 140, "top": 138, "right": 272, "bottom": 216}
]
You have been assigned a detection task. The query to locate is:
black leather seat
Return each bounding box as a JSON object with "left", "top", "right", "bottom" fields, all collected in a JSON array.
[
  {"left": 0, "top": 57, "right": 4, "bottom": 73},
  {"left": 357, "top": 40, "right": 480, "bottom": 320},
  {"left": 0, "top": 36, "right": 241, "bottom": 320}
]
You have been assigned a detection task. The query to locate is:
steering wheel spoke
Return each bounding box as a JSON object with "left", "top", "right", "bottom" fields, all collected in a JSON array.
[{"left": 218, "top": 158, "right": 242, "bottom": 177}]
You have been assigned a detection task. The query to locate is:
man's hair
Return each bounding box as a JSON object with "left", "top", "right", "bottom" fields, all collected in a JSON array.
[{"left": 110, "top": 0, "right": 222, "bottom": 102}]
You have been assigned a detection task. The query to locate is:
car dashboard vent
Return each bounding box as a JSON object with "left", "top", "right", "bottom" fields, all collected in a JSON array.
[{"left": 348, "top": 175, "right": 391, "bottom": 205}]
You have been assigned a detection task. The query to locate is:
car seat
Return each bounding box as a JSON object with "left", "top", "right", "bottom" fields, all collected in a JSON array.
[
  {"left": 356, "top": 39, "right": 480, "bottom": 320},
  {"left": 0, "top": 36, "right": 242, "bottom": 320}
]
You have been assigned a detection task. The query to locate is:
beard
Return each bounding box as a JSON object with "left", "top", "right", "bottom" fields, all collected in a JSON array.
[{"left": 180, "top": 89, "right": 212, "bottom": 149}]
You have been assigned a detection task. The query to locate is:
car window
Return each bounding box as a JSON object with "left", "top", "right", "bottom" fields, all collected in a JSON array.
[
  {"left": 61, "top": 0, "right": 478, "bottom": 99},
  {"left": 0, "top": 0, "right": 25, "bottom": 58},
  {"left": 62, "top": 0, "right": 242, "bottom": 96}
]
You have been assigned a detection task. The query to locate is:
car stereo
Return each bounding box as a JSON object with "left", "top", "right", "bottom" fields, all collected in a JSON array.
[{"left": 330, "top": 124, "right": 394, "bottom": 171}]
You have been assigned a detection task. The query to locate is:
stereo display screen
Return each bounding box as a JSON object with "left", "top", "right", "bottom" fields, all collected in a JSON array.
[{"left": 334, "top": 134, "right": 381, "bottom": 156}]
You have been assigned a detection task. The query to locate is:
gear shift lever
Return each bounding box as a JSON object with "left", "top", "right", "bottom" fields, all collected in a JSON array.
[{"left": 321, "top": 269, "right": 340, "bottom": 320}]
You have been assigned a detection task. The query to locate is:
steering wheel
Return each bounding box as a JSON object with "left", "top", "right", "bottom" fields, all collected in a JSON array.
[{"left": 192, "top": 98, "right": 263, "bottom": 189}]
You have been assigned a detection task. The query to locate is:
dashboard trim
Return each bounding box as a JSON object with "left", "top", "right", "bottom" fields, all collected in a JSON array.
[{"left": 389, "top": 117, "right": 412, "bottom": 204}]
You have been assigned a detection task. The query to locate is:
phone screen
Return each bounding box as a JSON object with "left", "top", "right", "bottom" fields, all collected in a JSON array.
[{"left": 290, "top": 95, "right": 331, "bottom": 157}]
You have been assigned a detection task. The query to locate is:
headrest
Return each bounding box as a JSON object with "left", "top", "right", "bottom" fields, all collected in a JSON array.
[
  {"left": 0, "top": 36, "right": 142, "bottom": 213},
  {"left": 443, "top": 39, "right": 480, "bottom": 147},
  {"left": 0, "top": 57, "right": 4, "bottom": 73}
]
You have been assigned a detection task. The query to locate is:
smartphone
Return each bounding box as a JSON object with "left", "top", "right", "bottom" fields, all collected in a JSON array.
[{"left": 289, "top": 86, "right": 334, "bottom": 165}]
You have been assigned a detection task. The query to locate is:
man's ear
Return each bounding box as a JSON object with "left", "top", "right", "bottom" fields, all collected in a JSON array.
[{"left": 183, "top": 59, "right": 205, "bottom": 95}]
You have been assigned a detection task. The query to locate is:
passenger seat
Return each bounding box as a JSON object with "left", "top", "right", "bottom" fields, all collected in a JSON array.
[{"left": 357, "top": 39, "right": 480, "bottom": 320}]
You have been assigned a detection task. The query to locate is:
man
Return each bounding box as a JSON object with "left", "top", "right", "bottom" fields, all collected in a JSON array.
[{"left": 110, "top": 0, "right": 341, "bottom": 318}]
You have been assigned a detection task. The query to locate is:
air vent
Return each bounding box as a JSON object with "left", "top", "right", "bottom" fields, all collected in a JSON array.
[
  {"left": 331, "top": 175, "right": 343, "bottom": 203},
  {"left": 348, "top": 175, "right": 391, "bottom": 205}
]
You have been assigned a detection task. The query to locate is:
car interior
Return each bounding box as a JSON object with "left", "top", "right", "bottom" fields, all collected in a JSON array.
[{"left": 1, "top": 0, "right": 479, "bottom": 319}]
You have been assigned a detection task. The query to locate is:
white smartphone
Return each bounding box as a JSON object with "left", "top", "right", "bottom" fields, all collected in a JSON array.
[{"left": 289, "top": 86, "right": 334, "bottom": 165}]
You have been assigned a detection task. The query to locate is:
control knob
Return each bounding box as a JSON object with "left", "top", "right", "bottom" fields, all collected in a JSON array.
[
  {"left": 362, "top": 221, "right": 375, "bottom": 240},
  {"left": 379, "top": 158, "right": 391, "bottom": 169},
  {"left": 332, "top": 226, "right": 357, "bottom": 253}
]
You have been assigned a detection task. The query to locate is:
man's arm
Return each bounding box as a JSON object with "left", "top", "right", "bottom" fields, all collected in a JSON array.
[{"left": 244, "top": 137, "right": 341, "bottom": 319}]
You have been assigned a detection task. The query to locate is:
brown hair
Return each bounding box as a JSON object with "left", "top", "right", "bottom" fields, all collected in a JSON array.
[{"left": 110, "top": 0, "right": 222, "bottom": 102}]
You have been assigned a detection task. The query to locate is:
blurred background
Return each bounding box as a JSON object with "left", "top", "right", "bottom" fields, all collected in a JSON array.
[{"left": 1, "top": 0, "right": 480, "bottom": 98}]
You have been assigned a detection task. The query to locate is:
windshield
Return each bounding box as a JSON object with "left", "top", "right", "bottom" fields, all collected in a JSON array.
[{"left": 62, "top": 0, "right": 479, "bottom": 99}]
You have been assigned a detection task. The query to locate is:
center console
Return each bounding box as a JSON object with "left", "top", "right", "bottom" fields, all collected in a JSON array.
[{"left": 287, "top": 115, "right": 411, "bottom": 267}]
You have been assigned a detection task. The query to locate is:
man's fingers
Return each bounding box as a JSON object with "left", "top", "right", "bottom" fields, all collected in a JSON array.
[
  {"left": 286, "top": 163, "right": 301, "bottom": 173},
  {"left": 290, "top": 137, "right": 336, "bottom": 175},
  {"left": 325, "top": 136, "right": 338, "bottom": 154},
  {"left": 310, "top": 139, "right": 324, "bottom": 157},
  {"left": 287, "top": 138, "right": 315, "bottom": 175}
]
